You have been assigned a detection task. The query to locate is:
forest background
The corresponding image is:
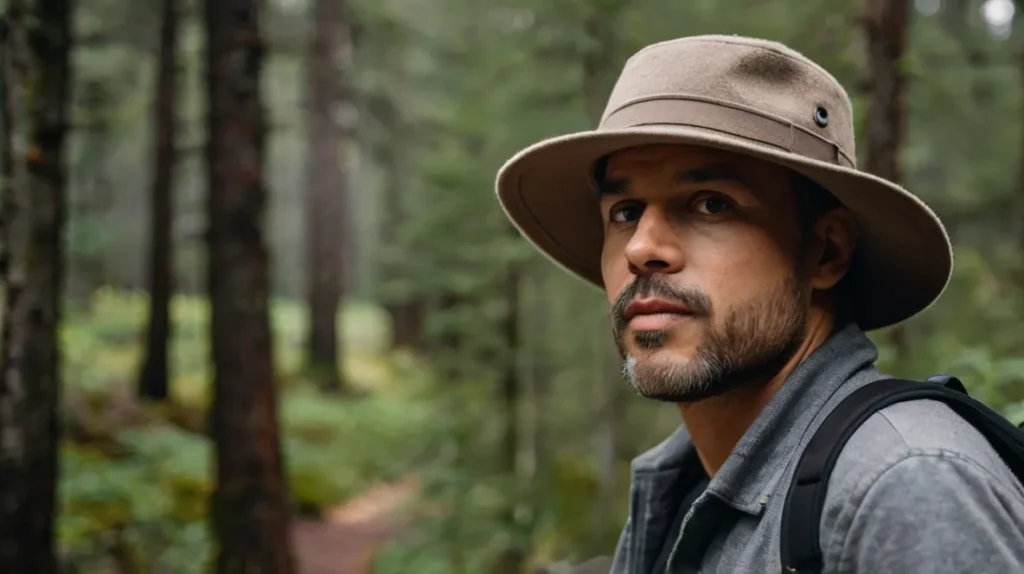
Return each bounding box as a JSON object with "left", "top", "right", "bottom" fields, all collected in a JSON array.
[{"left": 2, "top": 0, "right": 1024, "bottom": 573}]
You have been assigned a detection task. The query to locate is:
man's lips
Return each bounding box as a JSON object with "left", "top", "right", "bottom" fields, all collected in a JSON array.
[
  {"left": 624, "top": 298, "right": 692, "bottom": 320},
  {"left": 624, "top": 298, "right": 694, "bottom": 331}
]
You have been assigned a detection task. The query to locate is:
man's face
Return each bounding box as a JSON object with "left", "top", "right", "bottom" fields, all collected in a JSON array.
[{"left": 599, "top": 144, "right": 814, "bottom": 402}]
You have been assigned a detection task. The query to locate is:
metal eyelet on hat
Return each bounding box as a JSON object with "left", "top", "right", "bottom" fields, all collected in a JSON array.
[{"left": 813, "top": 106, "right": 829, "bottom": 127}]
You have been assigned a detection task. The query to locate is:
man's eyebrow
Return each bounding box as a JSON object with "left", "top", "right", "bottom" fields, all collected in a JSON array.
[
  {"left": 674, "top": 162, "right": 742, "bottom": 186},
  {"left": 594, "top": 156, "right": 627, "bottom": 197},
  {"left": 597, "top": 162, "right": 742, "bottom": 197},
  {"left": 597, "top": 176, "right": 629, "bottom": 197}
]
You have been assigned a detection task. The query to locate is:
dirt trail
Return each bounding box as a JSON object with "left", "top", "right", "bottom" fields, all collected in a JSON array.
[{"left": 292, "top": 478, "right": 417, "bottom": 574}]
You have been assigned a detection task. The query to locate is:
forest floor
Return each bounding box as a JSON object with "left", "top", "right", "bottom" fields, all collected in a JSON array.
[
  {"left": 293, "top": 477, "right": 418, "bottom": 574},
  {"left": 59, "top": 295, "right": 436, "bottom": 573}
]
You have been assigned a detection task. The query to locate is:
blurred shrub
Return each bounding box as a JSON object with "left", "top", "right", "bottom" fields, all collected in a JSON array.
[{"left": 58, "top": 290, "right": 435, "bottom": 573}]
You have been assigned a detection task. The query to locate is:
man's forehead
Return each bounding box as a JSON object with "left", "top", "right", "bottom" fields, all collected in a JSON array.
[
  {"left": 605, "top": 143, "right": 727, "bottom": 166},
  {"left": 598, "top": 145, "right": 755, "bottom": 195},
  {"left": 603, "top": 145, "right": 753, "bottom": 179}
]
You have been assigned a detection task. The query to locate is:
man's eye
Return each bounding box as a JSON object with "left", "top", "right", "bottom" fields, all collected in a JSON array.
[
  {"left": 610, "top": 203, "right": 644, "bottom": 223},
  {"left": 694, "top": 196, "right": 733, "bottom": 215}
]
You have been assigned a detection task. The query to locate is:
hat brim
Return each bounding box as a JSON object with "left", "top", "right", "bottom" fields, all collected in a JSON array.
[{"left": 495, "top": 124, "right": 953, "bottom": 331}]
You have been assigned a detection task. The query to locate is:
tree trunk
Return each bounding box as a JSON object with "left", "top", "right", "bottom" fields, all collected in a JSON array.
[
  {"left": 864, "top": 0, "right": 911, "bottom": 359},
  {"left": 369, "top": 38, "right": 427, "bottom": 352},
  {"left": 304, "top": 0, "right": 353, "bottom": 392},
  {"left": 494, "top": 264, "right": 524, "bottom": 574},
  {"left": 0, "top": 0, "right": 71, "bottom": 571},
  {"left": 390, "top": 298, "right": 427, "bottom": 350},
  {"left": 204, "top": 0, "right": 295, "bottom": 572},
  {"left": 138, "top": 0, "right": 180, "bottom": 402},
  {"left": 379, "top": 130, "right": 426, "bottom": 351}
]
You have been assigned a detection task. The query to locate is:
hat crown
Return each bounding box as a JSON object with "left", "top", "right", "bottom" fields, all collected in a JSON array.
[{"left": 600, "top": 35, "right": 857, "bottom": 162}]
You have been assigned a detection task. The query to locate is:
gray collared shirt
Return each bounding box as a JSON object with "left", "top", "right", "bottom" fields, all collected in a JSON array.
[{"left": 610, "top": 324, "right": 1024, "bottom": 573}]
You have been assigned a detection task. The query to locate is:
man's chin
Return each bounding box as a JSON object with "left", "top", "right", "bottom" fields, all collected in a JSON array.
[
  {"left": 621, "top": 355, "right": 720, "bottom": 403},
  {"left": 630, "top": 382, "right": 722, "bottom": 404},
  {"left": 623, "top": 342, "right": 698, "bottom": 364}
]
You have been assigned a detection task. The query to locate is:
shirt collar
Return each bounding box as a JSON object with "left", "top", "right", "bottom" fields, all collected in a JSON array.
[{"left": 629, "top": 322, "right": 883, "bottom": 515}]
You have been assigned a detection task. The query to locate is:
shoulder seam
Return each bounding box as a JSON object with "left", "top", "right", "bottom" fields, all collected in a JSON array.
[{"left": 876, "top": 399, "right": 1016, "bottom": 489}]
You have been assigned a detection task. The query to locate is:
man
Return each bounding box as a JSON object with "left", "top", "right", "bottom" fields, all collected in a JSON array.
[{"left": 495, "top": 35, "right": 1024, "bottom": 573}]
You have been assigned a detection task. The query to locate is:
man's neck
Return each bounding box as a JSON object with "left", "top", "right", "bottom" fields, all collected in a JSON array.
[{"left": 678, "top": 313, "right": 837, "bottom": 477}]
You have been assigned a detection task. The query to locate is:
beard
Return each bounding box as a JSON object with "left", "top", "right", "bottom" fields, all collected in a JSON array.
[{"left": 610, "top": 270, "right": 809, "bottom": 403}]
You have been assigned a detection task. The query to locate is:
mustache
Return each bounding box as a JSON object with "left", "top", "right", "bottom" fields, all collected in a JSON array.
[{"left": 611, "top": 276, "right": 713, "bottom": 331}]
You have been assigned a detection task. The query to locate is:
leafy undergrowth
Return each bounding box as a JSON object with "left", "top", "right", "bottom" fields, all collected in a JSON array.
[
  {"left": 58, "top": 289, "right": 436, "bottom": 573},
  {"left": 368, "top": 373, "right": 632, "bottom": 574}
]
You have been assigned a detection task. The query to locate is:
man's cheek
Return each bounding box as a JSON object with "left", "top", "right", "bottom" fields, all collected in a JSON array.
[{"left": 601, "top": 260, "right": 631, "bottom": 304}]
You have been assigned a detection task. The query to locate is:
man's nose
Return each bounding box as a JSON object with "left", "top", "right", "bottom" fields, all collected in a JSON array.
[{"left": 623, "top": 207, "right": 685, "bottom": 276}]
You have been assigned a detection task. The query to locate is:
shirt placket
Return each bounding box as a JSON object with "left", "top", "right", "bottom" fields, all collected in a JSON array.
[{"left": 664, "top": 494, "right": 739, "bottom": 573}]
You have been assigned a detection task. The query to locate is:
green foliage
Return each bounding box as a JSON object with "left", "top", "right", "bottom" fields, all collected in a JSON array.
[
  {"left": 283, "top": 388, "right": 434, "bottom": 507},
  {"left": 872, "top": 243, "right": 1024, "bottom": 416},
  {"left": 58, "top": 431, "right": 212, "bottom": 573},
  {"left": 371, "top": 380, "right": 523, "bottom": 574},
  {"left": 54, "top": 0, "right": 1024, "bottom": 572},
  {"left": 57, "top": 291, "right": 436, "bottom": 572}
]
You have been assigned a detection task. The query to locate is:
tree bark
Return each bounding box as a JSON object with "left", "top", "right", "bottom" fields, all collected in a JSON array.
[
  {"left": 304, "top": 0, "right": 353, "bottom": 392},
  {"left": 0, "top": 0, "right": 71, "bottom": 572},
  {"left": 204, "top": 0, "right": 295, "bottom": 572},
  {"left": 863, "top": 0, "right": 911, "bottom": 359},
  {"left": 138, "top": 0, "right": 180, "bottom": 402}
]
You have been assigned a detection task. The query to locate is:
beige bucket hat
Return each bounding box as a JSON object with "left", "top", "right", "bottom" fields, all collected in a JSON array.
[{"left": 495, "top": 35, "right": 952, "bottom": 331}]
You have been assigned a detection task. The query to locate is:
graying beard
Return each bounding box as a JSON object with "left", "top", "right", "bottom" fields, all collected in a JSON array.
[
  {"left": 620, "top": 273, "right": 807, "bottom": 402},
  {"left": 623, "top": 346, "right": 730, "bottom": 399}
]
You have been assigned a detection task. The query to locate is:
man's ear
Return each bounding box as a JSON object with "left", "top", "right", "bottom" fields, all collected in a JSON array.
[{"left": 809, "top": 208, "right": 858, "bottom": 291}]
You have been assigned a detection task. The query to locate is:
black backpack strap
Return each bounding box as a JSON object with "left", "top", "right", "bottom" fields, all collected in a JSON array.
[{"left": 779, "top": 376, "right": 1024, "bottom": 574}]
